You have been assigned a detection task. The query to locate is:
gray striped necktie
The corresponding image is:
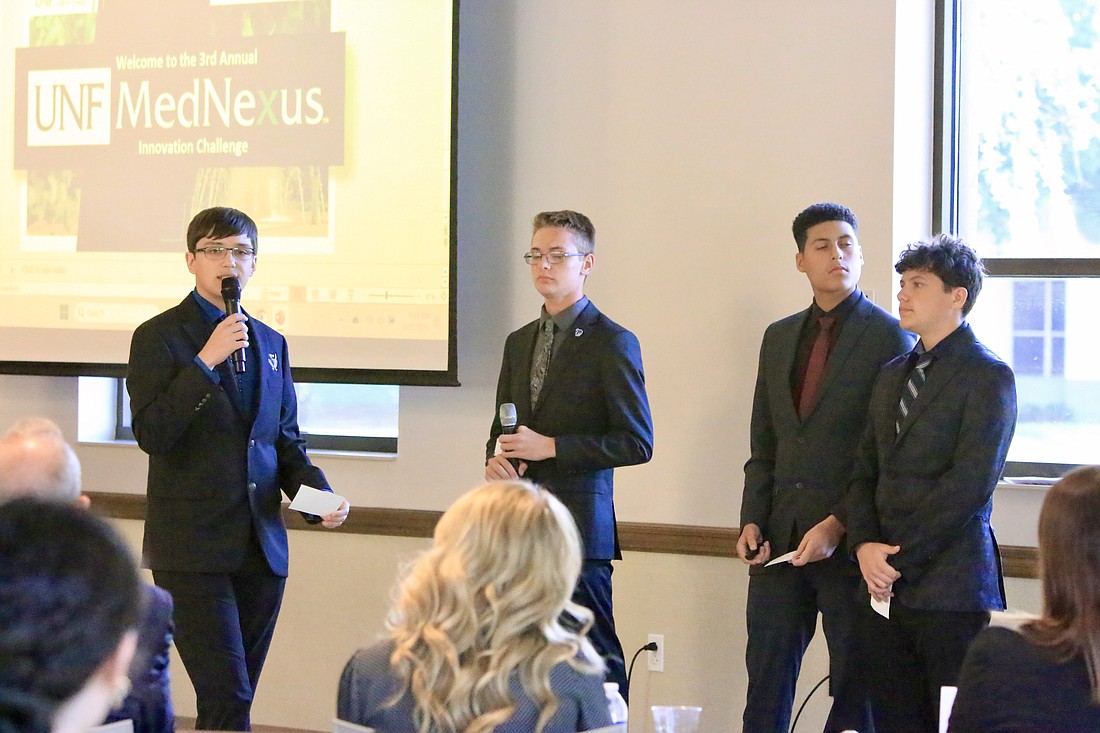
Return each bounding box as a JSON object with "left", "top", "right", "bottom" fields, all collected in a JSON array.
[
  {"left": 897, "top": 354, "right": 933, "bottom": 435},
  {"left": 530, "top": 319, "right": 555, "bottom": 408}
]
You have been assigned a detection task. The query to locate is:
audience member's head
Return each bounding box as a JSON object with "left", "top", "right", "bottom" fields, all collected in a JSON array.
[
  {"left": 1025, "top": 465, "right": 1100, "bottom": 700},
  {"left": 385, "top": 480, "right": 603, "bottom": 732},
  {"left": 894, "top": 233, "right": 985, "bottom": 316},
  {"left": 0, "top": 498, "right": 141, "bottom": 733},
  {"left": 0, "top": 418, "right": 81, "bottom": 504},
  {"left": 791, "top": 202, "right": 858, "bottom": 252}
]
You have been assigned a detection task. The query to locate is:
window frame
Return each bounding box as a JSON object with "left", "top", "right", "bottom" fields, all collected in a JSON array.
[{"left": 935, "top": 0, "right": 1100, "bottom": 476}]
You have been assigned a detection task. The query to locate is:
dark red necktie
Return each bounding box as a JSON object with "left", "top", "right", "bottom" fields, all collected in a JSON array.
[{"left": 798, "top": 315, "right": 835, "bottom": 419}]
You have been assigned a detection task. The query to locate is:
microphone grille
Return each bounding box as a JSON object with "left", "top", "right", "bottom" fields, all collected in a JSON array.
[
  {"left": 220, "top": 276, "right": 242, "bottom": 298},
  {"left": 499, "top": 402, "right": 517, "bottom": 427}
]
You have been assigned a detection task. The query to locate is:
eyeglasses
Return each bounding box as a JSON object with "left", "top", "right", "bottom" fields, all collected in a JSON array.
[
  {"left": 194, "top": 246, "right": 255, "bottom": 261},
  {"left": 523, "top": 251, "right": 587, "bottom": 265}
]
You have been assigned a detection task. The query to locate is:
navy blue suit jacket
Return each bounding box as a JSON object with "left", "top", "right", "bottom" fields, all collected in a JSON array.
[
  {"left": 486, "top": 300, "right": 653, "bottom": 560},
  {"left": 846, "top": 323, "right": 1017, "bottom": 611},
  {"left": 127, "top": 293, "right": 328, "bottom": 576},
  {"left": 742, "top": 291, "right": 915, "bottom": 565}
]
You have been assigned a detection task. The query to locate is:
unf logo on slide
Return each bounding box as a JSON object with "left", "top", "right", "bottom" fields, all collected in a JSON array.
[{"left": 26, "top": 67, "right": 112, "bottom": 147}]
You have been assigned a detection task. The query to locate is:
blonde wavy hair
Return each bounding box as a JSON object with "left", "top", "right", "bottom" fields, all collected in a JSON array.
[{"left": 385, "top": 480, "right": 604, "bottom": 733}]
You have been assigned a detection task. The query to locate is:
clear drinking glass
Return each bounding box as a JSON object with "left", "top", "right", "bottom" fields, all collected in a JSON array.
[{"left": 650, "top": 705, "right": 702, "bottom": 733}]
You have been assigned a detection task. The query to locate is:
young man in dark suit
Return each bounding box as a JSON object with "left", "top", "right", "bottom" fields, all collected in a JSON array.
[
  {"left": 847, "top": 234, "right": 1017, "bottom": 733},
  {"left": 738, "top": 203, "right": 915, "bottom": 733},
  {"left": 485, "top": 210, "right": 654, "bottom": 695},
  {"left": 127, "top": 207, "right": 349, "bottom": 731}
]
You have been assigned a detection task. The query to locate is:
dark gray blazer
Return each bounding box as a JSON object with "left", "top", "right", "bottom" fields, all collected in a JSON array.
[
  {"left": 486, "top": 300, "right": 653, "bottom": 561},
  {"left": 846, "top": 323, "right": 1017, "bottom": 612},
  {"left": 741, "top": 291, "right": 914, "bottom": 567}
]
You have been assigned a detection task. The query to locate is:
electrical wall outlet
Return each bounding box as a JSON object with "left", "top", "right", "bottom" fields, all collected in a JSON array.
[{"left": 647, "top": 633, "right": 664, "bottom": 672}]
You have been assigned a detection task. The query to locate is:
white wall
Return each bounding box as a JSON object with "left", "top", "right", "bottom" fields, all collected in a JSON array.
[{"left": 1, "top": 2, "right": 1044, "bottom": 732}]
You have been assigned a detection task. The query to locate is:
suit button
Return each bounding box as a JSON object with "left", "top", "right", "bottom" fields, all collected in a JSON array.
[
  {"left": 795, "top": 482, "right": 804, "bottom": 489},
  {"left": 249, "top": 440, "right": 255, "bottom": 448},
  {"left": 247, "top": 482, "right": 257, "bottom": 491}
]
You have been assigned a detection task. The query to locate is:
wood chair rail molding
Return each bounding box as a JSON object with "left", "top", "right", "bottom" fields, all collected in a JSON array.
[{"left": 88, "top": 492, "right": 1038, "bottom": 579}]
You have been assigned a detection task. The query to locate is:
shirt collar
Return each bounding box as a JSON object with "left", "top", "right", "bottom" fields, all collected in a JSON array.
[
  {"left": 540, "top": 295, "right": 589, "bottom": 332},
  {"left": 191, "top": 288, "right": 226, "bottom": 323},
  {"left": 918, "top": 321, "right": 971, "bottom": 358},
  {"left": 809, "top": 288, "right": 861, "bottom": 323}
]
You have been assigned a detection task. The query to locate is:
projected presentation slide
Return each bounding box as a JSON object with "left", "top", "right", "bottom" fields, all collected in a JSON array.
[{"left": 0, "top": 0, "right": 455, "bottom": 378}]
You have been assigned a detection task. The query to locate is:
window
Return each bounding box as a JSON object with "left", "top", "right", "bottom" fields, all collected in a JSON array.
[
  {"left": 79, "top": 377, "right": 398, "bottom": 455},
  {"left": 1010, "top": 280, "right": 1065, "bottom": 378},
  {"left": 295, "top": 382, "right": 398, "bottom": 453},
  {"left": 941, "top": 0, "right": 1100, "bottom": 472}
]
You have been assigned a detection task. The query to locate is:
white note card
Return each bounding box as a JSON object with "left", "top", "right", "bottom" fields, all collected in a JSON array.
[
  {"left": 871, "top": 595, "right": 891, "bottom": 619},
  {"left": 764, "top": 550, "right": 798, "bottom": 567},
  {"left": 289, "top": 484, "right": 345, "bottom": 515}
]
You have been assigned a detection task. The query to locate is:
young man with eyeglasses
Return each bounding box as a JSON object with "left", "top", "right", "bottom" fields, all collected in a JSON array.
[
  {"left": 485, "top": 210, "right": 654, "bottom": 697},
  {"left": 126, "top": 206, "right": 349, "bottom": 731}
]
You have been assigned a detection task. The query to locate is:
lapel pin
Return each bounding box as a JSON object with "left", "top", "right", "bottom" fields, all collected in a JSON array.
[
  {"left": 268, "top": 353, "right": 278, "bottom": 371},
  {"left": 575, "top": 328, "right": 583, "bottom": 337}
]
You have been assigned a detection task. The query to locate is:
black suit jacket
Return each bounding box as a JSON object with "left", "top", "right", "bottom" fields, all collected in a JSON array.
[
  {"left": 127, "top": 293, "right": 328, "bottom": 576},
  {"left": 741, "top": 291, "right": 915, "bottom": 567},
  {"left": 846, "top": 323, "right": 1017, "bottom": 611},
  {"left": 486, "top": 300, "right": 654, "bottom": 560}
]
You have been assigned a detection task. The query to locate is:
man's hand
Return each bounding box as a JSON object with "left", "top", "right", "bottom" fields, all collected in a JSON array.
[
  {"left": 320, "top": 499, "right": 349, "bottom": 529},
  {"left": 197, "top": 313, "right": 249, "bottom": 369},
  {"left": 497, "top": 425, "right": 556, "bottom": 463},
  {"left": 791, "top": 514, "right": 845, "bottom": 566},
  {"left": 856, "top": 541, "right": 902, "bottom": 601},
  {"left": 736, "top": 523, "right": 771, "bottom": 565},
  {"left": 485, "top": 454, "right": 526, "bottom": 481}
]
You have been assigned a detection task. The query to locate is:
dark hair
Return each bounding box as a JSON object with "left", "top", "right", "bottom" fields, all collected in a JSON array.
[
  {"left": 894, "top": 233, "right": 985, "bottom": 316},
  {"left": 0, "top": 498, "right": 141, "bottom": 733},
  {"left": 531, "top": 210, "right": 595, "bottom": 254},
  {"left": 791, "top": 203, "right": 858, "bottom": 252},
  {"left": 186, "top": 207, "right": 258, "bottom": 254},
  {"left": 1023, "top": 466, "right": 1100, "bottom": 702}
]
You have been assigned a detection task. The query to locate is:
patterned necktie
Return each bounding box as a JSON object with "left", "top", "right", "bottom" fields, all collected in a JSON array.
[
  {"left": 798, "top": 315, "right": 836, "bottom": 419},
  {"left": 530, "top": 319, "right": 555, "bottom": 408},
  {"left": 897, "top": 353, "right": 933, "bottom": 435}
]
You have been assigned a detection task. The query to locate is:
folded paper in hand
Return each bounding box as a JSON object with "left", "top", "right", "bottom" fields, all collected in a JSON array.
[{"left": 764, "top": 550, "right": 797, "bottom": 567}]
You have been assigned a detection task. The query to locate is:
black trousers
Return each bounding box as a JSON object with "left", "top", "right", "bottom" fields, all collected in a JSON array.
[
  {"left": 857, "top": 601, "right": 988, "bottom": 733},
  {"left": 743, "top": 559, "right": 872, "bottom": 733},
  {"left": 573, "top": 560, "right": 627, "bottom": 699},
  {"left": 153, "top": 568, "right": 286, "bottom": 731}
]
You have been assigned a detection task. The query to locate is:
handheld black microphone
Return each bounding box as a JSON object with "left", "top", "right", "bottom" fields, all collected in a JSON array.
[
  {"left": 499, "top": 403, "right": 520, "bottom": 472},
  {"left": 220, "top": 277, "right": 247, "bottom": 374}
]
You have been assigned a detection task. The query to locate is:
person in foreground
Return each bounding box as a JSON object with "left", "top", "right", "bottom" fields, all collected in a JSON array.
[
  {"left": 485, "top": 210, "right": 654, "bottom": 695},
  {"left": 337, "top": 480, "right": 613, "bottom": 733},
  {"left": 949, "top": 465, "right": 1100, "bottom": 732},
  {"left": 127, "top": 206, "right": 349, "bottom": 730},
  {"left": 0, "top": 417, "right": 174, "bottom": 733},
  {"left": 0, "top": 497, "right": 141, "bottom": 733},
  {"left": 737, "top": 203, "right": 914, "bottom": 732},
  {"left": 846, "top": 234, "right": 1017, "bottom": 732}
]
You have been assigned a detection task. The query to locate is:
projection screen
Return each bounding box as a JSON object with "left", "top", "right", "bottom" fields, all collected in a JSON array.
[{"left": 0, "top": 0, "right": 458, "bottom": 385}]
